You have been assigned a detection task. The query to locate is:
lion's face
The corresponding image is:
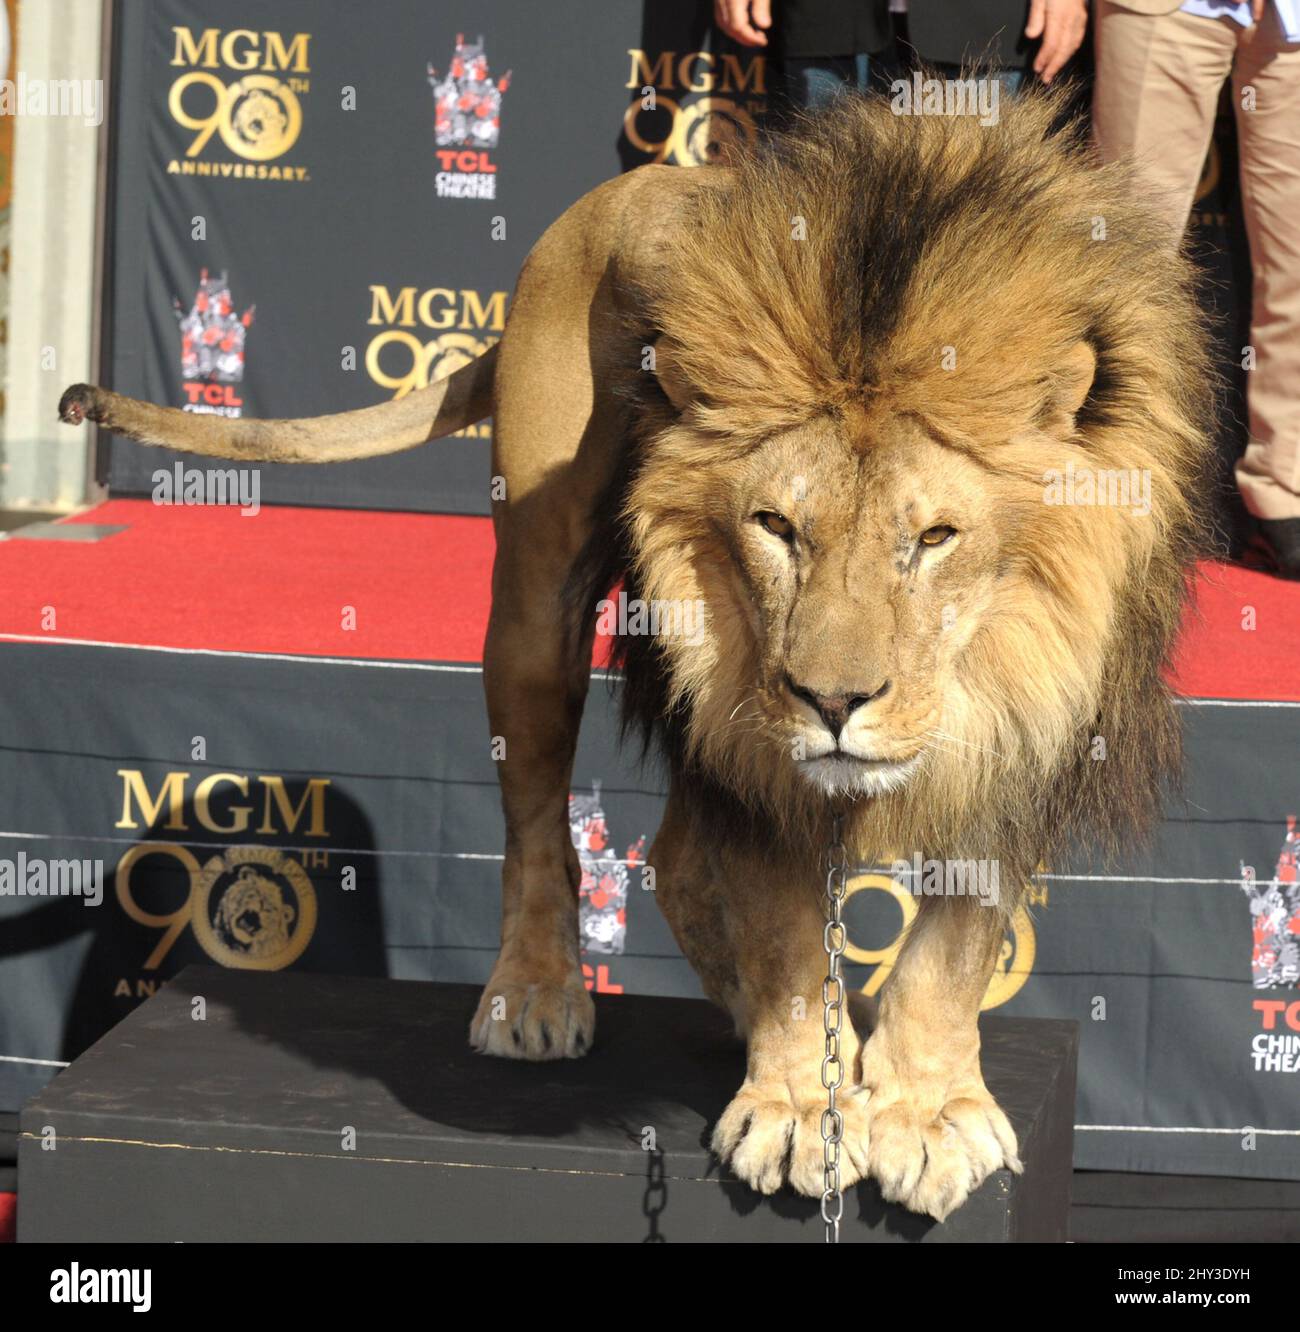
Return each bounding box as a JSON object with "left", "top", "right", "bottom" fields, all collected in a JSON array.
[
  {"left": 722, "top": 415, "right": 1002, "bottom": 800},
  {"left": 624, "top": 337, "right": 1125, "bottom": 849}
]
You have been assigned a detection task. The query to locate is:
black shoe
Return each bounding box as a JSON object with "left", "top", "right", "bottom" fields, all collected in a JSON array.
[{"left": 1252, "top": 517, "right": 1300, "bottom": 580}]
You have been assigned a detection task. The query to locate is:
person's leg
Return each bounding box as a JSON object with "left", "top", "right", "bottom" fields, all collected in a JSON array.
[
  {"left": 853, "top": 51, "right": 872, "bottom": 92},
  {"left": 869, "top": 15, "right": 907, "bottom": 93},
  {"left": 1232, "top": 8, "right": 1300, "bottom": 531},
  {"left": 782, "top": 54, "right": 859, "bottom": 109},
  {"left": 929, "top": 59, "right": 1026, "bottom": 102},
  {"left": 1091, "top": 2, "right": 1235, "bottom": 241},
  {"left": 998, "top": 68, "right": 1026, "bottom": 95}
]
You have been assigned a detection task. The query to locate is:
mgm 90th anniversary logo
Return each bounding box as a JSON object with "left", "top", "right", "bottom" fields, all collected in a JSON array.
[
  {"left": 624, "top": 48, "right": 766, "bottom": 166},
  {"left": 363, "top": 283, "right": 506, "bottom": 435},
  {"left": 166, "top": 25, "right": 311, "bottom": 181},
  {"left": 846, "top": 863, "right": 1041, "bottom": 1010},
  {"left": 112, "top": 768, "right": 330, "bottom": 979}
]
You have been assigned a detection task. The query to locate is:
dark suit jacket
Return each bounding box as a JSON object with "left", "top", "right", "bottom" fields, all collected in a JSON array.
[
  {"left": 777, "top": 0, "right": 892, "bottom": 58},
  {"left": 778, "top": 0, "right": 1033, "bottom": 66},
  {"left": 905, "top": 0, "right": 1034, "bottom": 68}
]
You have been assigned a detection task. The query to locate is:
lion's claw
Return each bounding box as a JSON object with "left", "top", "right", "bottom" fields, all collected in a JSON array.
[
  {"left": 712, "top": 1081, "right": 870, "bottom": 1198},
  {"left": 469, "top": 978, "right": 594, "bottom": 1061},
  {"left": 866, "top": 1086, "right": 1020, "bottom": 1221}
]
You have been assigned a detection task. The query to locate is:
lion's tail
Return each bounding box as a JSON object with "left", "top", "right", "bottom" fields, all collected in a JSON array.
[{"left": 57, "top": 344, "right": 497, "bottom": 463}]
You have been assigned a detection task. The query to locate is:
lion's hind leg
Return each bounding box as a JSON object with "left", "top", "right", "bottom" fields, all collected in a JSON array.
[
  {"left": 468, "top": 162, "right": 723, "bottom": 1060},
  {"left": 469, "top": 468, "right": 607, "bottom": 1062},
  {"left": 469, "top": 498, "right": 599, "bottom": 1060},
  {"left": 468, "top": 241, "right": 630, "bottom": 1061}
]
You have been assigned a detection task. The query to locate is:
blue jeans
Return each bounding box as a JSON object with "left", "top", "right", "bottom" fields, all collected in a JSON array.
[
  {"left": 784, "top": 56, "right": 1026, "bottom": 111},
  {"left": 783, "top": 54, "right": 874, "bottom": 109},
  {"left": 932, "top": 63, "right": 1026, "bottom": 96}
]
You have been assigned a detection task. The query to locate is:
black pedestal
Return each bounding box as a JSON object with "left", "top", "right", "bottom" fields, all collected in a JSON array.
[{"left": 19, "top": 967, "right": 1077, "bottom": 1242}]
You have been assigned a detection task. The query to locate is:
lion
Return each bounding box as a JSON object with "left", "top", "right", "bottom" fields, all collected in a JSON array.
[{"left": 59, "top": 89, "right": 1213, "bottom": 1221}]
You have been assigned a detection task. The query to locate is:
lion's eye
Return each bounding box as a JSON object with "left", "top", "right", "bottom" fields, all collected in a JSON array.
[
  {"left": 919, "top": 525, "right": 956, "bottom": 548},
  {"left": 756, "top": 511, "right": 795, "bottom": 541}
]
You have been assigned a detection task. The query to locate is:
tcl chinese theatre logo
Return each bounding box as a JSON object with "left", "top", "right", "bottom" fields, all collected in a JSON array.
[
  {"left": 1246, "top": 817, "right": 1300, "bottom": 1072},
  {"left": 364, "top": 282, "right": 507, "bottom": 436},
  {"left": 428, "top": 33, "right": 510, "bottom": 200},
  {"left": 624, "top": 48, "right": 767, "bottom": 166},
  {"left": 174, "top": 267, "right": 255, "bottom": 416},
  {"left": 167, "top": 25, "right": 311, "bottom": 182}
]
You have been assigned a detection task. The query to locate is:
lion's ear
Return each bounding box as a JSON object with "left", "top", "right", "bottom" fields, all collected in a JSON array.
[
  {"left": 1045, "top": 340, "right": 1097, "bottom": 426},
  {"left": 652, "top": 337, "right": 693, "bottom": 412}
]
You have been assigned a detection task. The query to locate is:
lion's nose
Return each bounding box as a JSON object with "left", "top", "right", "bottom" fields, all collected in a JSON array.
[{"left": 785, "top": 676, "right": 891, "bottom": 739}]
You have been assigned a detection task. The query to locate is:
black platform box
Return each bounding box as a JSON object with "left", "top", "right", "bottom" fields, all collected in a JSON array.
[{"left": 19, "top": 967, "right": 1077, "bottom": 1242}]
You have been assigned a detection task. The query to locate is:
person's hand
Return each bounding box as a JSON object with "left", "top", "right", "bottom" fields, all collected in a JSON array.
[
  {"left": 714, "top": 0, "right": 772, "bottom": 47},
  {"left": 1025, "top": 0, "right": 1089, "bottom": 85},
  {"left": 1251, "top": 0, "right": 1266, "bottom": 21}
]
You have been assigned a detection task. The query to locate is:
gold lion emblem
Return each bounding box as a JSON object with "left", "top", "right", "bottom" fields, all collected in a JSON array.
[
  {"left": 213, "top": 866, "right": 295, "bottom": 958},
  {"left": 232, "top": 90, "right": 288, "bottom": 147},
  {"left": 191, "top": 846, "right": 316, "bottom": 970},
  {"left": 219, "top": 76, "right": 302, "bottom": 161}
]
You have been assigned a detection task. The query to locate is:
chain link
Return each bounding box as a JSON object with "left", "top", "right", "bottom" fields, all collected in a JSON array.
[
  {"left": 821, "top": 811, "right": 848, "bottom": 1243},
  {"left": 642, "top": 1149, "right": 667, "bottom": 1243}
]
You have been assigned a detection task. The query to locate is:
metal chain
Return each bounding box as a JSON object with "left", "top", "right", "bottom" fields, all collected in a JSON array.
[
  {"left": 820, "top": 811, "right": 848, "bottom": 1243},
  {"left": 642, "top": 1149, "right": 667, "bottom": 1243}
]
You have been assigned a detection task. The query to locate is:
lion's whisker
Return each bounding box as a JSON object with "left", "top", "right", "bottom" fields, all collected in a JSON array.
[
  {"left": 920, "top": 738, "right": 974, "bottom": 763},
  {"left": 925, "top": 729, "right": 1007, "bottom": 761},
  {"left": 727, "top": 696, "right": 759, "bottom": 722}
]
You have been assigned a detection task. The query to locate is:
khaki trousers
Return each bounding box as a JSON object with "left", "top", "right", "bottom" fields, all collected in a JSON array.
[{"left": 1093, "top": 1, "right": 1300, "bottom": 520}]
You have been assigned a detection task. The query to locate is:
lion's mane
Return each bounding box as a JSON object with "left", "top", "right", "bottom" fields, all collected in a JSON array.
[{"left": 570, "top": 89, "right": 1216, "bottom": 896}]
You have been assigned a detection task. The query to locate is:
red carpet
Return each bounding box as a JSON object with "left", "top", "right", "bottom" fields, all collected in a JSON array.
[
  {"left": 0, "top": 499, "right": 493, "bottom": 663},
  {"left": 0, "top": 499, "right": 1295, "bottom": 699},
  {"left": 1171, "top": 561, "right": 1299, "bottom": 702}
]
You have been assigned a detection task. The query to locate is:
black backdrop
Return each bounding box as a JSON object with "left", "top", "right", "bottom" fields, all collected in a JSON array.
[
  {"left": 100, "top": 0, "right": 1250, "bottom": 520},
  {"left": 101, "top": 0, "right": 770, "bottom": 513}
]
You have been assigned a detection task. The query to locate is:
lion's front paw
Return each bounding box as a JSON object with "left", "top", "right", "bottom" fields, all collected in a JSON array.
[
  {"left": 711, "top": 1082, "right": 870, "bottom": 1198},
  {"left": 469, "top": 976, "right": 594, "bottom": 1061},
  {"left": 866, "top": 1084, "right": 1021, "bottom": 1221}
]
